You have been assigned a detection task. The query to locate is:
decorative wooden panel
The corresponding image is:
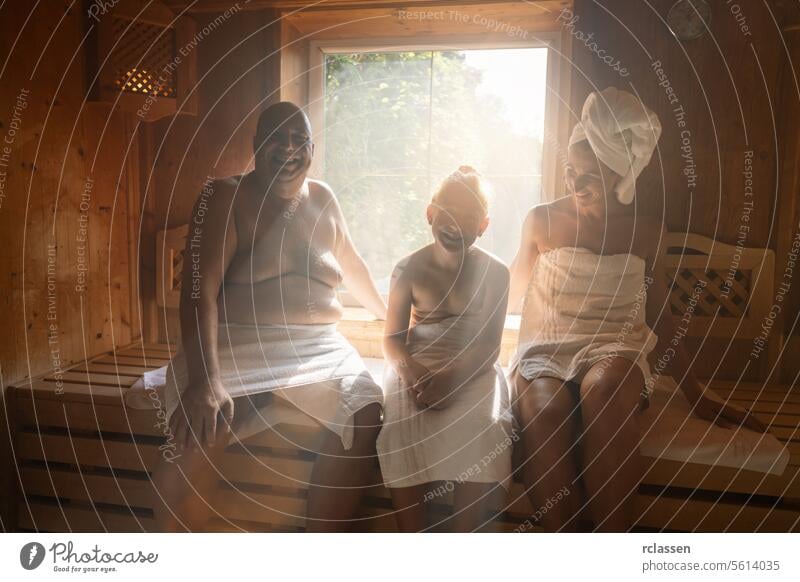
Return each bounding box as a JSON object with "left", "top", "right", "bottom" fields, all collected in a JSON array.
[
  {"left": 94, "top": 0, "right": 198, "bottom": 120},
  {"left": 111, "top": 18, "right": 177, "bottom": 98},
  {"left": 663, "top": 232, "right": 775, "bottom": 345}
]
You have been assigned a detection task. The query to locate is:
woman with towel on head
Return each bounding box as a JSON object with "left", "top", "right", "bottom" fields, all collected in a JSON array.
[{"left": 508, "top": 87, "right": 767, "bottom": 532}]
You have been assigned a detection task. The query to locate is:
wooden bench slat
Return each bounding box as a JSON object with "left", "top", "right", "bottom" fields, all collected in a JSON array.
[
  {"left": 15, "top": 394, "right": 162, "bottom": 437},
  {"left": 18, "top": 501, "right": 152, "bottom": 533},
  {"left": 14, "top": 380, "right": 125, "bottom": 404},
  {"left": 634, "top": 492, "right": 800, "bottom": 532},
  {"left": 215, "top": 488, "right": 307, "bottom": 528},
  {"left": 94, "top": 355, "right": 166, "bottom": 368},
  {"left": 141, "top": 342, "right": 177, "bottom": 352},
  {"left": 115, "top": 348, "right": 175, "bottom": 360},
  {"left": 17, "top": 432, "right": 159, "bottom": 473},
  {"left": 21, "top": 467, "right": 155, "bottom": 509},
  {"left": 641, "top": 459, "right": 800, "bottom": 500},
  {"left": 716, "top": 388, "right": 800, "bottom": 406},
  {"left": 72, "top": 363, "right": 148, "bottom": 377},
  {"left": 44, "top": 372, "right": 137, "bottom": 388}
]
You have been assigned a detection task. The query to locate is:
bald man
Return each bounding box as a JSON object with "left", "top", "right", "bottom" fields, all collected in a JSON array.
[{"left": 152, "top": 102, "right": 387, "bottom": 532}]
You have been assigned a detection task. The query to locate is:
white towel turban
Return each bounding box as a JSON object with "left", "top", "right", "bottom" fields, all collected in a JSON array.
[{"left": 568, "top": 87, "right": 662, "bottom": 205}]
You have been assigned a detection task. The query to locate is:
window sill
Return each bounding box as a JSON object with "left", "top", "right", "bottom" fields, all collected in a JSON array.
[{"left": 337, "top": 307, "right": 520, "bottom": 365}]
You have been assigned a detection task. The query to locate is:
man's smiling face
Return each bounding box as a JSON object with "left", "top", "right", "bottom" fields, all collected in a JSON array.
[{"left": 253, "top": 103, "right": 314, "bottom": 195}]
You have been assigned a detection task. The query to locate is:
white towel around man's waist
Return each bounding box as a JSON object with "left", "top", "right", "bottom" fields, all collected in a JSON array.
[
  {"left": 126, "top": 323, "right": 382, "bottom": 449},
  {"left": 377, "top": 315, "right": 514, "bottom": 489},
  {"left": 513, "top": 246, "right": 657, "bottom": 387}
]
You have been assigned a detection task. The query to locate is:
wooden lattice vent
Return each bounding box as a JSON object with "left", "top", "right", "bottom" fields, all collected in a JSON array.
[
  {"left": 112, "top": 16, "right": 177, "bottom": 98},
  {"left": 667, "top": 264, "right": 751, "bottom": 320},
  {"left": 662, "top": 233, "right": 774, "bottom": 341},
  {"left": 89, "top": 0, "right": 197, "bottom": 121}
]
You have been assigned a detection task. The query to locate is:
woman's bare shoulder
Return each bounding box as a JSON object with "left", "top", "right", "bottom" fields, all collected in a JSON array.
[
  {"left": 522, "top": 198, "right": 572, "bottom": 249},
  {"left": 470, "top": 246, "right": 509, "bottom": 273},
  {"left": 393, "top": 245, "right": 433, "bottom": 278}
]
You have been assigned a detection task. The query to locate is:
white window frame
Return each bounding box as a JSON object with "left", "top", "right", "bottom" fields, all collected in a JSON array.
[{"left": 306, "top": 33, "right": 567, "bottom": 307}]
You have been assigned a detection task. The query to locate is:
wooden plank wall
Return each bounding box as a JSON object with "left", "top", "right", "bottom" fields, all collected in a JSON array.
[
  {"left": 569, "top": 0, "right": 798, "bottom": 381},
  {"left": 775, "top": 5, "right": 800, "bottom": 382},
  {"left": 140, "top": 7, "right": 281, "bottom": 344},
  {"left": 0, "top": 0, "right": 141, "bottom": 529}
]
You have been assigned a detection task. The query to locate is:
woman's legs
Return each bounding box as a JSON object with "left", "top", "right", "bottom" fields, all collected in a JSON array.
[
  {"left": 390, "top": 482, "right": 499, "bottom": 532},
  {"left": 578, "top": 357, "right": 644, "bottom": 532},
  {"left": 305, "top": 403, "right": 383, "bottom": 532},
  {"left": 389, "top": 485, "right": 430, "bottom": 532},
  {"left": 513, "top": 372, "right": 583, "bottom": 531},
  {"left": 450, "top": 482, "right": 497, "bottom": 532}
]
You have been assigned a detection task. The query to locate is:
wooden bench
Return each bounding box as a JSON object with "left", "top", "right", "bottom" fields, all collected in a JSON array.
[
  {"left": 8, "top": 342, "right": 800, "bottom": 532},
  {"left": 8, "top": 229, "right": 799, "bottom": 531}
]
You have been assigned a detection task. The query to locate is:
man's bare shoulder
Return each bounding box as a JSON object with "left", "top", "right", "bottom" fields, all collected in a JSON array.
[
  {"left": 201, "top": 175, "right": 245, "bottom": 207},
  {"left": 307, "top": 179, "right": 336, "bottom": 203},
  {"left": 207, "top": 174, "right": 248, "bottom": 193},
  {"left": 307, "top": 179, "right": 347, "bottom": 219}
]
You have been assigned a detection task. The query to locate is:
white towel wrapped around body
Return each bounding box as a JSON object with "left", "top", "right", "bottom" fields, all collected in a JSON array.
[
  {"left": 513, "top": 246, "right": 657, "bottom": 387},
  {"left": 377, "top": 315, "right": 514, "bottom": 489},
  {"left": 640, "top": 376, "right": 789, "bottom": 475},
  {"left": 125, "top": 322, "right": 383, "bottom": 449}
]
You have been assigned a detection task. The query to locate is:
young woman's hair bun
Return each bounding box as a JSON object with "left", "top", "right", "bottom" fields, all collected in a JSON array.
[{"left": 432, "top": 165, "right": 489, "bottom": 216}]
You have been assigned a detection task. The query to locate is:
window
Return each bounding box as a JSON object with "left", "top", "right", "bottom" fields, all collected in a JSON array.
[{"left": 309, "top": 40, "right": 559, "bottom": 294}]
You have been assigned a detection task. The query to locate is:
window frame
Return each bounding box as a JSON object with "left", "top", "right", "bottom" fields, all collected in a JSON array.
[{"left": 306, "top": 33, "right": 567, "bottom": 307}]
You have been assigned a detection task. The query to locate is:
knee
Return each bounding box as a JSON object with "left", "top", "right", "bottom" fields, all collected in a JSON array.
[
  {"left": 515, "top": 378, "right": 573, "bottom": 426},
  {"left": 580, "top": 373, "right": 640, "bottom": 418},
  {"left": 350, "top": 403, "right": 382, "bottom": 450}
]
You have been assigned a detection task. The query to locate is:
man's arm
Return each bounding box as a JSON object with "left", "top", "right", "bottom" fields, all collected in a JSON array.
[
  {"left": 172, "top": 179, "right": 238, "bottom": 447},
  {"left": 508, "top": 207, "right": 541, "bottom": 313},
  {"left": 326, "top": 185, "right": 387, "bottom": 319},
  {"left": 382, "top": 261, "right": 414, "bottom": 368}
]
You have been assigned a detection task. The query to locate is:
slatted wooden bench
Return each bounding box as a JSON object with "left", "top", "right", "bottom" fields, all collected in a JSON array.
[
  {"left": 8, "top": 229, "right": 799, "bottom": 531},
  {"left": 8, "top": 342, "right": 800, "bottom": 532}
]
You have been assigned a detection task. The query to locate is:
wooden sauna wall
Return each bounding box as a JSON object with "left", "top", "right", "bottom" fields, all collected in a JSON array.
[
  {"left": 0, "top": 1, "right": 140, "bottom": 527},
  {"left": 569, "top": 0, "right": 799, "bottom": 381},
  {"left": 775, "top": 5, "right": 800, "bottom": 382},
  {"left": 139, "top": 8, "right": 281, "bottom": 345}
]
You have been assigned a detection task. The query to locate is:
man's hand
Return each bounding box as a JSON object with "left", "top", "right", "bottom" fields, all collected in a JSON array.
[{"left": 170, "top": 379, "right": 235, "bottom": 449}]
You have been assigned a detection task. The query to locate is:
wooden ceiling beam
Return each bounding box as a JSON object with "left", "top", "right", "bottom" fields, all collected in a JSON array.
[{"left": 164, "top": 0, "right": 568, "bottom": 14}]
